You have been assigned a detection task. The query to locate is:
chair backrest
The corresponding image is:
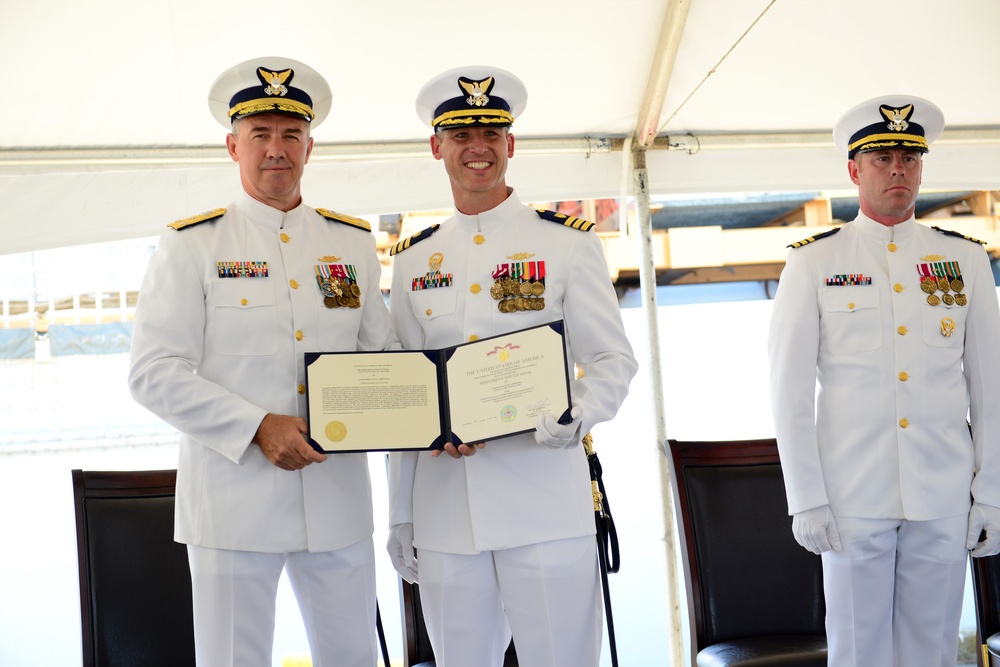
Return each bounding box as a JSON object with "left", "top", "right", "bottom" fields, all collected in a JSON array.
[
  {"left": 72, "top": 469, "right": 195, "bottom": 667},
  {"left": 668, "top": 439, "right": 825, "bottom": 657},
  {"left": 400, "top": 579, "right": 517, "bottom": 667},
  {"left": 971, "top": 553, "right": 1000, "bottom": 665}
]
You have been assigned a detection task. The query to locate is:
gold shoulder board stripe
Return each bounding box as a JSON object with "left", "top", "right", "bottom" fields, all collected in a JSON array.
[
  {"left": 316, "top": 208, "right": 371, "bottom": 231},
  {"left": 390, "top": 224, "right": 440, "bottom": 256},
  {"left": 535, "top": 209, "right": 595, "bottom": 232},
  {"left": 788, "top": 227, "right": 841, "bottom": 249},
  {"left": 168, "top": 208, "right": 226, "bottom": 230},
  {"left": 932, "top": 225, "right": 986, "bottom": 245}
]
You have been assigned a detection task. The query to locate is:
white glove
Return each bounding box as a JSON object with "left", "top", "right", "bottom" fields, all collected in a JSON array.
[
  {"left": 792, "top": 504, "right": 842, "bottom": 555},
  {"left": 967, "top": 503, "right": 1000, "bottom": 557},
  {"left": 386, "top": 523, "right": 418, "bottom": 583},
  {"left": 534, "top": 406, "right": 582, "bottom": 449}
]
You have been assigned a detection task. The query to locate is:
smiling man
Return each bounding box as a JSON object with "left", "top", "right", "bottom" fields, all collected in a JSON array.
[
  {"left": 385, "top": 66, "right": 636, "bottom": 667},
  {"left": 128, "top": 57, "right": 395, "bottom": 667},
  {"left": 768, "top": 95, "right": 1000, "bottom": 666}
]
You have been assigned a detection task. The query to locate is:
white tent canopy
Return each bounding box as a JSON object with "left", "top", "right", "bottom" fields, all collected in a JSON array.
[{"left": 3, "top": 0, "right": 1000, "bottom": 256}]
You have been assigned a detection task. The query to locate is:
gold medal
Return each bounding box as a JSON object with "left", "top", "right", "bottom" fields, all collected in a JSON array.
[
  {"left": 337, "top": 295, "right": 350, "bottom": 307},
  {"left": 324, "top": 296, "right": 338, "bottom": 308},
  {"left": 350, "top": 284, "right": 361, "bottom": 297},
  {"left": 937, "top": 276, "right": 951, "bottom": 293},
  {"left": 942, "top": 293, "right": 955, "bottom": 306},
  {"left": 349, "top": 297, "right": 361, "bottom": 308},
  {"left": 531, "top": 282, "right": 545, "bottom": 296},
  {"left": 920, "top": 277, "right": 937, "bottom": 294},
  {"left": 955, "top": 293, "right": 968, "bottom": 306},
  {"left": 951, "top": 278, "right": 965, "bottom": 292},
  {"left": 519, "top": 282, "right": 532, "bottom": 296},
  {"left": 490, "top": 282, "right": 504, "bottom": 300},
  {"left": 927, "top": 294, "right": 940, "bottom": 306}
]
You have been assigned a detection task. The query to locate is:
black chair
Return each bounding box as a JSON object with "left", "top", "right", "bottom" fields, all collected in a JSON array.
[
  {"left": 971, "top": 553, "right": 1000, "bottom": 666},
  {"left": 400, "top": 579, "right": 517, "bottom": 667},
  {"left": 72, "top": 469, "right": 195, "bottom": 667},
  {"left": 668, "top": 438, "right": 827, "bottom": 666}
]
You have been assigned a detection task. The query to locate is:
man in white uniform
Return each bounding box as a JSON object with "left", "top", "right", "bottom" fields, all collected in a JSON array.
[
  {"left": 769, "top": 95, "right": 1000, "bottom": 666},
  {"left": 385, "top": 66, "right": 637, "bottom": 667},
  {"left": 128, "top": 57, "right": 395, "bottom": 667}
]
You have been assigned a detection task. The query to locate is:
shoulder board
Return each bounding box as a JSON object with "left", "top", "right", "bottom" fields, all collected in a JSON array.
[
  {"left": 932, "top": 225, "right": 986, "bottom": 245},
  {"left": 168, "top": 208, "right": 226, "bottom": 231},
  {"left": 316, "top": 208, "right": 371, "bottom": 232},
  {"left": 390, "top": 225, "right": 440, "bottom": 256},
  {"left": 787, "top": 227, "right": 840, "bottom": 249},
  {"left": 535, "top": 209, "right": 595, "bottom": 232}
]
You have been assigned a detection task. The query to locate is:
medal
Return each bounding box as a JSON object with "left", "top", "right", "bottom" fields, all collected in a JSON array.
[
  {"left": 942, "top": 293, "right": 955, "bottom": 306},
  {"left": 955, "top": 293, "right": 968, "bottom": 306},
  {"left": 927, "top": 294, "right": 940, "bottom": 306},
  {"left": 920, "top": 276, "right": 937, "bottom": 294}
]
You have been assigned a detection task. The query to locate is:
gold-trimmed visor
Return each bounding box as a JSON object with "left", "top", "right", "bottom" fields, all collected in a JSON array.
[
  {"left": 849, "top": 132, "right": 928, "bottom": 153},
  {"left": 432, "top": 107, "right": 514, "bottom": 128},
  {"left": 229, "top": 97, "right": 314, "bottom": 121}
]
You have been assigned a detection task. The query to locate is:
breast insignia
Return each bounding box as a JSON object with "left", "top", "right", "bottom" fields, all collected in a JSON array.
[
  {"left": 787, "top": 227, "right": 841, "bottom": 249},
  {"left": 535, "top": 209, "right": 595, "bottom": 232},
  {"left": 932, "top": 226, "right": 986, "bottom": 245},
  {"left": 316, "top": 208, "right": 371, "bottom": 231},
  {"left": 390, "top": 224, "right": 441, "bottom": 256},
  {"left": 168, "top": 208, "right": 226, "bottom": 231}
]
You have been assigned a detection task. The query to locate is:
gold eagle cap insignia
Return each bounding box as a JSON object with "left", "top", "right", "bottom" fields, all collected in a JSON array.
[
  {"left": 881, "top": 104, "right": 913, "bottom": 132},
  {"left": 921, "top": 254, "right": 946, "bottom": 261},
  {"left": 458, "top": 76, "right": 493, "bottom": 107},
  {"left": 259, "top": 68, "right": 292, "bottom": 97}
]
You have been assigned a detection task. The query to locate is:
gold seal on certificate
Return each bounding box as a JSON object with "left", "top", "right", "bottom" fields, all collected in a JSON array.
[
  {"left": 325, "top": 421, "right": 347, "bottom": 442},
  {"left": 304, "top": 321, "right": 572, "bottom": 453}
]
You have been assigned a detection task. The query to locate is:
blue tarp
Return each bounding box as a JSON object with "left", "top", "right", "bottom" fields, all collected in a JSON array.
[
  {"left": 47, "top": 322, "right": 133, "bottom": 356},
  {"left": 0, "top": 329, "right": 35, "bottom": 359}
]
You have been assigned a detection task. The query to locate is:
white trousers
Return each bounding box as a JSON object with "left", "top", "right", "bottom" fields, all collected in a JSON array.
[
  {"left": 418, "top": 535, "right": 602, "bottom": 667},
  {"left": 821, "top": 515, "right": 968, "bottom": 667},
  {"left": 187, "top": 538, "right": 378, "bottom": 667}
]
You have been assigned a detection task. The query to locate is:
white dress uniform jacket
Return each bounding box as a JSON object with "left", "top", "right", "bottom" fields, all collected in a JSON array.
[
  {"left": 769, "top": 213, "right": 1000, "bottom": 520},
  {"left": 388, "top": 191, "right": 637, "bottom": 554},
  {"left": 129, "top": 191, "right": 395, "bottom": 553}
]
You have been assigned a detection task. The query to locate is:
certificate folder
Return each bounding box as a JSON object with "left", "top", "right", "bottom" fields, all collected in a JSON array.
[{"left": 305, "top": 321, "right": 572, "bottom": 453}]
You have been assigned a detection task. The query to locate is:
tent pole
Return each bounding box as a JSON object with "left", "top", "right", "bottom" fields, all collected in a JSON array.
[{"left": 631, "top": 144, "right": 684, "bottom": 666}]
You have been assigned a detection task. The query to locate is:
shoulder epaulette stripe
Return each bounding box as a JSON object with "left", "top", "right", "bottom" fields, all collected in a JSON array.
[
  {"left": 788, "top": 227, "right": 841, "bottom": 249},
  {"left": 390, "top": 224, "right": 440, "bottom": 256},
  {"left": 535, "top": 208, "right": 595, "bottom": 232},
  {"left": 168, "top": 208, "right": 226, "bottom": 230},
  {"left": 932, "top": 225, "right": 986, "bottom": 245},
  {"left": 316, "top": 208, "right": 371, "bottom": 231}
]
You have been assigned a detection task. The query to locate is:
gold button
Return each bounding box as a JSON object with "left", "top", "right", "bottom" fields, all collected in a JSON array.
[
  {"left": 893, "top": 283, "right": 903, "bottom": 293},
  {"left": 297, "top": 384, "right": 306, "bottom": 395},
  {"left": 280, "top": 233, "right": 290, "bottom": 243},
  {"left": 474, "top": 234, "right": 485, "bottom": 245},
  {"left": 425, "top": 308, "right": 432, "bottom": 316},
  {"left": 289, "top": 279, "right": 299, "bottom": 289},
  {"left": 897, "top": 326, "right": 907, "bottom": 335},
  {"left": 240, "top": 298, "right": 248, "bottom": 306},
  {"left": 888, "top": 242, "right": 897, "bottom": 252},
  {"left": 468, "top": 334, "right": 479, "bottom": 342},
  {"left": 847, "top": 302, "right": 855, "bottom": 309},
  {"left": 899, "top": 418, "right": 909, "bottom": 428},
  {"left": 470, "top": 283, "right": 481, "bottom": 294},
  {"left": 295, "top": 330, "right": 304, "bottom": 341},
  {"left": 898, "top": 371, "right": 909, "bottom": 381}
]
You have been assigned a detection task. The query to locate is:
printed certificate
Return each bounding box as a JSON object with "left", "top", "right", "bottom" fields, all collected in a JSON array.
[{"left": 305, "top": 321, "right": 571, "bottom": 452}]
